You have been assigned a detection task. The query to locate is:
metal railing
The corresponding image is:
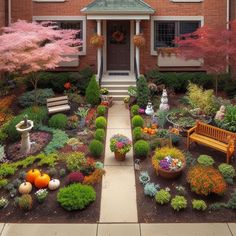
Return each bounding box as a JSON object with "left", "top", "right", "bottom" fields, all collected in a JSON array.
[
  {"left": 134, "top": 57, "right": 139, "bottom": 81},
  {"left": 98, "top": 56, "right": 103, "bottom": 86}
]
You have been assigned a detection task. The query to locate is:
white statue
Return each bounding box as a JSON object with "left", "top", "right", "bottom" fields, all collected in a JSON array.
[
  {"left": 145, "top": 102, "right": 154, "bottom": 116},
  {"left": 215, "top": 105, "right": 226, "bottom": 121},
  {"left": 159, "top": 89, "right": 170, "bottom": 111}
]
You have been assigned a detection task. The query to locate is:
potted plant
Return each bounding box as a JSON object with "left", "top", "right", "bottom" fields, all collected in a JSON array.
[
  {"left": 123, "top": 97, "right": 130, "bottom": 109},
  {"left": 133, "top": 34, "right": 145, "bottom": 48},
  {"left": 110, "top": 134, "right": 132, "bottom": 161},
  {"left": 90, "top": 34, "right": 104, "bottom": 48}
]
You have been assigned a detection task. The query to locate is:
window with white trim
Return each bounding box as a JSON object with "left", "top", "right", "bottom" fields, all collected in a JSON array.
[{"left": 154, "top": 21, "right": 200, "bottom": 49}]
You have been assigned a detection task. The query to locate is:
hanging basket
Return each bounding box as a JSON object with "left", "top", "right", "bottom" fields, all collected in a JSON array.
[
  {"left": 133, "top": 34, "right": 146, "bottom": 48},
  {"left": 90, "top": 34, "right": 104, "bottom": 48}
]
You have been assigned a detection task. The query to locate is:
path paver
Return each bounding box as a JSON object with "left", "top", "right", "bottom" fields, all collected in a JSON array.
[
  {"left": 228, "top": 223, "right": 236, "bottom": 236},
  {"left": 1, "top": 224, "right": 97, "bottom": 236},
  {"left": 97, "top": 224, "right": 140, "bottom": 236},
  {"left": 140, "top": 223, "right": 232, "bottom": 236},
  {"left": 107, "top": 115, "right": 131, "bottom": 129}
]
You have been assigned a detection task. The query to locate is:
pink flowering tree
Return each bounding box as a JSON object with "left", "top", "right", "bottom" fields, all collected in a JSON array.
[
  {"left": 175, "top": 23, "right": 231, "bottom": 95},
  {"left": 0, "top": 20, "right": 82, "bottom": 104}
]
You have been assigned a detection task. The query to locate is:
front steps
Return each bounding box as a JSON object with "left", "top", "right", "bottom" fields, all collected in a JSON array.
[{"left": 101, "top": 73, "right": 136, "bottom": 101}]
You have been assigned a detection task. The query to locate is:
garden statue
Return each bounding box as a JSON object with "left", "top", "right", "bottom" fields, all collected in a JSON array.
[
  {"left": 215, "top": 105, "right": 226, "bottom": 121},
  {"left": 152, "top": 114, "right": 158, "bottom": 125},
  {"left": 15, "top": 115, "right": 34, "bottom": 154},
  {"left": 145, "top": 102, "right": 154, "bottom": 116},
  {"left": 159, "top": 89, "right": 170, "bottom": 111}
]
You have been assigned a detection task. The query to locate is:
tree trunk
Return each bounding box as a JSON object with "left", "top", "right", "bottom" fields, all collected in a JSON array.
[
  {"left": 30, "top": 72, "right": 39, "bottom": 106},
  {"left": 215, "top": 74, "right": 218, "bottom": 96}
]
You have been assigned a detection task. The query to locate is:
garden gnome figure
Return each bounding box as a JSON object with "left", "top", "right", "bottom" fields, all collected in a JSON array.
[
  {"left": 159, "top": 89, "right": 170, "bottom": 111},
  {"left": 145, "top": 102, "right": 154, "bottom": 116},
  {"left": 215, "top": 105, "right": 226, "bottom": 121}
]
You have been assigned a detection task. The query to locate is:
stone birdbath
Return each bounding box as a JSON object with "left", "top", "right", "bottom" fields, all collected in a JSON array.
[{"left": 15, "top": 115, "right": 34, "bottom": 154}]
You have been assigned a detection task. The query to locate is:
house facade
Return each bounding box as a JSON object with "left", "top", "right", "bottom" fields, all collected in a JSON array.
[{"left": 3, "top": 0, "right": 231, "bottom": 75}]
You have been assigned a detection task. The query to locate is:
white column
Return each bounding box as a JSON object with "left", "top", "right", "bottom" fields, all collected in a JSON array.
[
  {"left": 97, "top": 20, "right": 102, "bottom": 78},
  {"left": 135, "top": 20, "right": 140, "bottom": 76}
]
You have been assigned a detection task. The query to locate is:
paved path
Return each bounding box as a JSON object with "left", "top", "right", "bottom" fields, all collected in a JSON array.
[
  {"left": 0, "top": 223, "right": 235, "bottom": 236},
  {"left": 99, "top": 102, "right": 138, "bottom": 222}
]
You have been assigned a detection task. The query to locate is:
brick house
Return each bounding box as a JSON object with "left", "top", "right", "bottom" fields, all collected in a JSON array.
[{"left": 1, "top": 0, "right": 233, "bottom": 77}]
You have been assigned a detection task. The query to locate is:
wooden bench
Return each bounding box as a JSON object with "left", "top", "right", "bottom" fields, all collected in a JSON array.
[
  {"left": 47, "top": 96, "right": 70, "bottom": 115},
  {"left": 187, "top": 121, "right": 235, "bottom": 163}
]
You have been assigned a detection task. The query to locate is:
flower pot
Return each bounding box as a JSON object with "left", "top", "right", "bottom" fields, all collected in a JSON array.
[
  {"left": 114, "top": 152, "right": 126, "bottom": 161},
  {"left": 157, "top": 161, "right": 186, "bottom": 179}
]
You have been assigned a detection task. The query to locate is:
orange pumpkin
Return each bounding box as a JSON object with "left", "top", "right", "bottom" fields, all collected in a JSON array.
[
  {"left": 26, "top": 169, "right": 41, "bottom": 184},
  {"left": 34, "top": 173, "right": 50, "bottom": 189},
  {"left": 151, "top": 124, "right": 158, "bottom": 129}
]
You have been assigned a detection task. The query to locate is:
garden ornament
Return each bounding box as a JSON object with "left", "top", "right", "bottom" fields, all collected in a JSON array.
[
  {"left": 145, "top": 102, "right": 154, "bottom": 116},
  {"left": 159, "top": 89, "right": 170, "bottom": 111},
  {"left": 215, "top": 105, "right": 226, "bottom": 121}
]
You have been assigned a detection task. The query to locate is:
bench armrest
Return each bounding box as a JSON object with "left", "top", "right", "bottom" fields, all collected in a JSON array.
[
  {"left": 187, "top": 126, "right": 196, "bottom": 136},
  {"left": 227, "top": 138, "right": 235, "bottom": 154}
]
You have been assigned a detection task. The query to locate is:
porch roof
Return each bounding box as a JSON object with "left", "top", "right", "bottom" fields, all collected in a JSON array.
[{"left": 81, "top": 0, "right": 155, "bottom": 15}]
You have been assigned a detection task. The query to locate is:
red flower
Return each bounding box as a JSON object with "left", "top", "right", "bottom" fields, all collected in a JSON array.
[{"left": 64, "top": 82, "right": 71, "bottom": 90}]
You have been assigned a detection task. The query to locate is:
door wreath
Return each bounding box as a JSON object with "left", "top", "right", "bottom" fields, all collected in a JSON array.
[{"left": 112, "top": 31, "right": 124, "bottom": 43}]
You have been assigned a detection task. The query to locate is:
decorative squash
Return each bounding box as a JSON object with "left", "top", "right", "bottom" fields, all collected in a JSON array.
[
  {"left": 34, "top": 173, "right": 50, "bottom": 189},
  {"left": 18, "top": 182, "right": 32, "bottom": 194},
  {"left": 48, "top": 179, "right": 60, "bottom": 191},
  {"left": 26, "top": 169, "right": 41, "bottom": 184}
]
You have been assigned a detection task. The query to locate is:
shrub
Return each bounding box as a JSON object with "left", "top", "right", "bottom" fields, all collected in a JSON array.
[
  {"left": 155, "top": 189, "right": 171, "bottom": 205},
  {"left": 18, "top": 89, "right": 54, "bottom": 107},
  {"left": 0, "top": 164, "right": 17, "bottom": 178},
  {"left": 128, "top": 86, "right": 137, "bottom": 97},
  {"left": 97, "top": 105, "right": 106, "bottom": 116},
  {"left": 144, "top": 182, "right": 159, "bottom": 197},
  {"left": 67, "top": 172, "right": 84, "bottom": 184},
  {"left": 48, "top": 167, "right": 57, "bottom": 177},
  {"left": 171, "top": 195, "right": 187, "bottom": 211},
  {"left": 65, "top": 152, "right": 86, "bottom": 172},
  {"left": 35, "top": 189, "right": 48, "bottom": 203},
  {"left": 59, "top": 168, "right": 67, "bottom": 177},
  {"left": 209, "top": 203, "right": 225, "bottom": 211},
  {"left": 48, "top": 114, "right": 68, "bottom": 130},
  {"left": 187, "top": 165, "right": 227, "bottom": 196},
  {"left": 85, "top": 75, "right": 100, "bottom": 106},
  {"left": 37, "top": 153, "right": 58, "bottom": 167},
  {"left": 80, "top": 158, "right": 96, "bottom": 176},
  {"left": 57, "top": 183, "right": 96, "bottom": 211},
  {"left": 94, "top": 129, "right": 105, "bottom": 142},
  {"left": 89, "top": 140, "right": 104, "bottom": 158},
  {"left": 0, "top": 197, "right": 9, "bottom": 209},
  {"left": 218, "top": 163, "right": 236, "bottom": 185},
  {"left": 132, "top": 115, "right": 144, "bottom": 128},
  {"left": 131, "top": 105, "right": 140, "bottom": 116},
  {"left": 137, "top": 75, "right": 149, "bottom": 108},
  {"left": 0, "top": 179, "right": 8, "bottom": 188},
  {"left": 226, "top": 190, "right": 236, "bottom": 209},
  {"left": 197, "top": 155, "right": 215, "bottom": 167},
  {"left": 192, "top": 199, "right": 207, "bottom": 211},
  {"left": 83, "top": 168, "right": 106, "bottom": 185},
  {"left": 18, "top": 194, "right": 33, "bottom": 211},
  {"left": 133, "top": 127, "right": 143, "bottom": 141},
  {"left": 134, "top": 140, "right": 150, "bottom": 158},
  {"left": 152, "top": 147, "right": 185, "bottom": 172},
  {"left": 95, "top": 116, "right": 107, "bottom": 129}
]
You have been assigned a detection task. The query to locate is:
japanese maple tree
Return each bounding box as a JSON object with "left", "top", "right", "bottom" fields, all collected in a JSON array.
[
  {"left": 0, "top": 20, "right": 81, "bottom": 104},
  {"left": 176, "top": 23, "right": 232, "bottom": 95}
]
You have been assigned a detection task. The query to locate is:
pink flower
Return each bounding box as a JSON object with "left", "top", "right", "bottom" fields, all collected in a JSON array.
[{"left": 116, "top": 142, "right": 123, "bottom": 149}]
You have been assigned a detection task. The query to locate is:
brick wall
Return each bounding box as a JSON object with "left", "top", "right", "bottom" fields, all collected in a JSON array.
[
  {"left": 11, "top": 0, "right": 32, "bottom": 22},
  {"left": 0, "top": 0, "right": 6, "bottom": 29}
]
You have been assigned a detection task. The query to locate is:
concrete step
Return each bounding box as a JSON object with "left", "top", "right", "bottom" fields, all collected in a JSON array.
[
  {"left": 108, "top": 90, "right": 129, "bottom": 96},
  {"left": 112, "top": 95, "right": 127, "bottom": 101},
  {"left": 101, "top": 80, "right": 136, "bottom": 86},
  {"left": 101, "top": 84, "right": 136, "bottom": 90}
]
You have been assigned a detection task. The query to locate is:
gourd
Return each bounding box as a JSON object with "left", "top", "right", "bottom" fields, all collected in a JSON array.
[
  {"left": 26, "top": 169, "right": 41, "bottom": 184},
  {"left": 48, "top": 179, "right": 60, "bottom": 190},
  {"left": 34, "top": 173, "right": 50, "bottom": 189},
  {"left": 18, "top": 182, "right": 32, "bottom": 194}
]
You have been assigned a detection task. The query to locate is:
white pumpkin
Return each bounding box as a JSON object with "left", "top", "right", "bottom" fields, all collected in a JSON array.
[
  {"left": 48, "top": 179, "right": 60, "bottom": 190},
  {"left": 18, "top": 182, "right": 32, "bottom": 194}
]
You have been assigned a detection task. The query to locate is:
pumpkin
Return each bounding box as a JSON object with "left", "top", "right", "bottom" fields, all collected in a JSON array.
[
  {"left": 26, "top": 169, "right": 41, "bottom": 184},
  {"left": 151, "top": 124, "right": 158, "bottom": 129},
  {"left": 48, "top": 179, "right": 60, "bottom": 191},
  {"left": 18, "top": 181, "right": 32, "bottom": 194},
  {"left": 34, "top": 173, "right": 50, "bottom": 189}
]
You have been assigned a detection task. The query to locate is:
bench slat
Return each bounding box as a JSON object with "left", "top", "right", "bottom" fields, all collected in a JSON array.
[
  {"left": 48, "top": 105, "right": 70, "bottom": 114},
  {"left": 47, "top": 100, "right": 69, "bottom": 108},
  {"left": 47, "top": 96, "right": 68, "bottom": 103}
]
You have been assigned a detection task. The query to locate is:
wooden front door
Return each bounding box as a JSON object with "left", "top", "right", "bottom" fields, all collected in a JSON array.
[{"left": 107, "top": 21, "right": 130, "bottom": 71}]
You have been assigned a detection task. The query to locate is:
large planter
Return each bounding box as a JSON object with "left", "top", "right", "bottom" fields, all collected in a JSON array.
[
  {"left": 114, "top": 152, "right": 126, "bottom": 161},
  {"left": 156, "top": 161, "right": 186, "bottom": 179}
]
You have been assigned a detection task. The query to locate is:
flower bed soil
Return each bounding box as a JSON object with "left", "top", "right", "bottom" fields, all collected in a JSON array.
[{"left": 135, "top": 139, "right": 236, "bottom": 223}]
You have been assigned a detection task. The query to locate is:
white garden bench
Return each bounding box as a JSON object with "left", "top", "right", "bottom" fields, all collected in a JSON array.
[{"left": 47, "top": 96, "right": 70, "bottom": 114}]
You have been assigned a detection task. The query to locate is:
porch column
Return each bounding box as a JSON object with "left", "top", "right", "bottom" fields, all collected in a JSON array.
[
  {"left": 97, "top": 20, "right": 102, "bottom": 78},
  {"left": 135, "top": 20, "right": 140, "bottom": 77}
]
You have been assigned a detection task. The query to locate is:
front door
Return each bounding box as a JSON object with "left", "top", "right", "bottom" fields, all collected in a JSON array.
[{"left": 107, "top": 21, "right": 130, "bottom": 71}]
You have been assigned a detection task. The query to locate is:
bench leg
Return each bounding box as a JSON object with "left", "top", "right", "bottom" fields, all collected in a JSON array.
[
  {"left": 226, "top": 153, "right": 231, "bottom": 164},
  {"left": 187, "top": 138, "right": 190, "bottom": 150}
]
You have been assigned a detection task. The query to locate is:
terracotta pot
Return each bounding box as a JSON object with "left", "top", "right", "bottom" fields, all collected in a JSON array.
[
  {"left": 114, "top": 152, "right": 126, "bottom": 161},
  {"left": 157, "top": 161, "right": 186, "bottom": 179}
]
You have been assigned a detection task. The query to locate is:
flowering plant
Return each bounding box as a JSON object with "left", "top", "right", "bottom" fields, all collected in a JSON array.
[
  {"left": 123, "top": 97, "right": 130, "bottom": 103},
  {"left": 159, "top": 156, "right": 183, "bottom": 171},
  {"left": 35, "top": 189, "right": 48, "bottom": 203},
  {"left": 110, "top": 134, "right": 132, "bottom": 155},
  {"left": 64, "top": 82, "right": 71, "bottom": 90},
  {"left": 0, "top": 197, "right": 9, "bottom": 208},
  {"left": 100, "top": 88, "right": 109, "bottom": 95}
]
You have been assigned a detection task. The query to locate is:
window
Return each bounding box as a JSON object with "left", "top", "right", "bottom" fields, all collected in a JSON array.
[
  {"left": 154, "top": 21, "right": 200, "bottom": 49},
  {"left": 56, "top": 21, "right": 83, "bottom": 40}
]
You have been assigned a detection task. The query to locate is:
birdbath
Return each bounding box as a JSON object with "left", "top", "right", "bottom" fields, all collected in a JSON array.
[{"left": 15, "top": 115, "right": 34, "bottom": 154}]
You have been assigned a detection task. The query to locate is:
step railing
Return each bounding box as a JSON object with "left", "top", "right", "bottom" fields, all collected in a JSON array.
[{"left": 98, "top": 56, "right": 103, "bottom": 86}]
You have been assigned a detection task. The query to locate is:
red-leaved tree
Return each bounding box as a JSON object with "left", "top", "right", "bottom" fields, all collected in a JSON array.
[
  {"left": 0, "top": 20, "right": 82, "bottom": 103},
  {"left": 176, "top": 22, "right": 233, "bottom": 95}
]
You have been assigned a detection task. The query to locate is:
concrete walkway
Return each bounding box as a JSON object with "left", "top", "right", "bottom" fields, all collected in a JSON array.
[
  {"left": 1, "top": 223, "right": 236, "bottom": 236},
  {"left": 99, "top": 102, "right": 138, "bottom": 222}
]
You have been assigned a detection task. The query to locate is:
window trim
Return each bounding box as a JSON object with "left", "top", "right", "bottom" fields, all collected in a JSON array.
[
  {"left": 170, "top": 0, "right": 203, "bottom": 2},
  {"left": 33, "top": 0, "right": 66, "bottom": 2},
  {"left": 151, "top": 16, "right": 204, "bottom": 55},
  {"left": 32, "top": 16, "right": 86, "bottom": 55}
]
